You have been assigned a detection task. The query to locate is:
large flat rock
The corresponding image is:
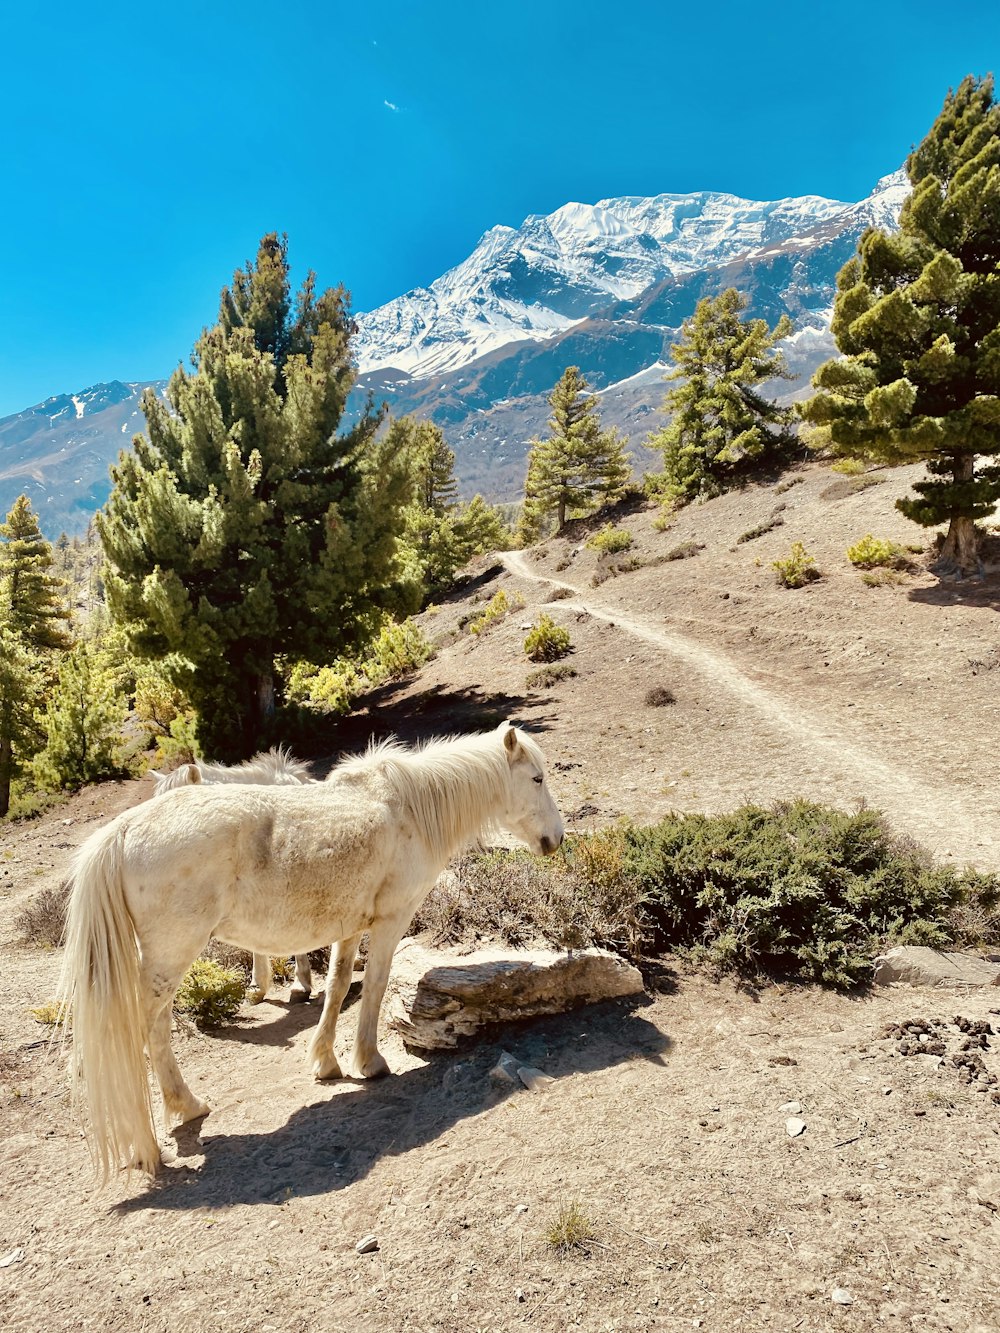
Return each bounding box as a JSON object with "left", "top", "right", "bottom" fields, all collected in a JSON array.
[
  {"left": 872, "top": 946, "right": 1000, "bottom": 989},
  {"left": 387, "top": 940, "right": 645, "bottom": 1049}
]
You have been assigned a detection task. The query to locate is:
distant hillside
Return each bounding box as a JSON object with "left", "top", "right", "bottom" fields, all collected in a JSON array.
[{"left": 0, "top": 172, "right": 907, "bottom": 536}]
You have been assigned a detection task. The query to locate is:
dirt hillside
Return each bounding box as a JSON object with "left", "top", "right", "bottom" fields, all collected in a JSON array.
[{"left": 2, "top": 459, "right": 999, "bottom": 1333}]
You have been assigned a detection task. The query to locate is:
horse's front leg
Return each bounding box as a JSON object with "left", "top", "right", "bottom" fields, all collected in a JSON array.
[
  {"left": 289, "top": 952, "right": 314, "bottom": 1004},
  {"left": 307, "top": 934, "right": 362, "bottom": 1080},
  {"left": 351, "top": 914, "right": 411, "bottom": 1079}
]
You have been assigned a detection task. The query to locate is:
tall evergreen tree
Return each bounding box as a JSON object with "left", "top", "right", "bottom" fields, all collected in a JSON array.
[
  {"left": 0, "top": 496, "right": 73, "bottom": 650},
  {"left": 647, "top": 289, "right": 794, "bottom": 503},
  {"left": 521, "top": 366, "right": 631, "bottom": 537},
  {"left": 389, "top": 416, "right": 510, "bottom": 597},
  {"left": 0, "top": 497, "right": 72, "bottom": 817},
  {"left": 33, "top": 642, "right": 126, "bottom": 790},
  {"left": 98, "top": 234, "right": 417, "bottom": 760},
  {"left": 801, "top": 76, "right": 1000, "bottom": 573}
]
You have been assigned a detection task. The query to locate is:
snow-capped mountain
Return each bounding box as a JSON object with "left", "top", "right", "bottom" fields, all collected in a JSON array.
[
  {"left": 354, "top": 172, "right": 907, "bottom": 382},
  {"left": 0, "top": 171, "right": 907, "bottom": 534}
]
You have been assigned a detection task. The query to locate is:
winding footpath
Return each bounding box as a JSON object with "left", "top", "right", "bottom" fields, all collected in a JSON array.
[{"left": 503, "top": 550, "right": 997, "bottom": 872}]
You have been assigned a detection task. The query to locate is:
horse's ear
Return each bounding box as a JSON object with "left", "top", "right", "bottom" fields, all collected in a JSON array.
[
  {"left": 502, "top": 724, "right": 519, "bottom": 759},
  {"left": 186, "top": 765, "right": 202, "bottom": 785},
  {"left": 147, "top": 768, "right": 163, "bottom": 782}
]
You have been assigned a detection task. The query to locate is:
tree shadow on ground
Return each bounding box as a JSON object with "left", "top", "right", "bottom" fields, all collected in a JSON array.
[
  {"left": 116, "top": 995, "right": 671, "bottom": 1214},
  {"left": 907, "top": 574, "right": 1000, "bottom": 610}
]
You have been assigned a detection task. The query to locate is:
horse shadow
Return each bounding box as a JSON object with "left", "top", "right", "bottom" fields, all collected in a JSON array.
[{"left": 116, "top": 995, "right": 672, "bottom": 1213}]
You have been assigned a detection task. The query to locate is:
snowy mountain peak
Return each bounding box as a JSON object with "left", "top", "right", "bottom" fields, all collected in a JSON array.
[{"left": 354, "top": 176, "right": 904, "bottom": 381}]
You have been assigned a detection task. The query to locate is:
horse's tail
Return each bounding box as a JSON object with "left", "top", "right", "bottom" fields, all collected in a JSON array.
[{"left": 57, "top": 821, "right": 159, "bottom": 1182}]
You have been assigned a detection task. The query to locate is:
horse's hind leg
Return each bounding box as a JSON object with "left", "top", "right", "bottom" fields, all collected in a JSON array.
[
  {"left": 351, "top": 915, "right": 410, "bottom": 1079},
  {"left": 141, "top": 958, "right": 210, "bottom": 1126},
  {"left": 307, "top": 933, "right": 362, "bottom": 1080},
  {"left": 248, "top": 953, "right": 273, "bottom": 1004},
  {"left": 289, "top": 953, "right": 313, "bottom": 1004}
]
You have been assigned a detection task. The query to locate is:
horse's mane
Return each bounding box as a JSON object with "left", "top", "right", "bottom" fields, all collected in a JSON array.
[{"left": 330, "top": 729, "right": 541, "bottom": 857}]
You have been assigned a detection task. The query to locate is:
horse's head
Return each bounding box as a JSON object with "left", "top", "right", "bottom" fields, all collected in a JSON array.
[
  {"left": 148, "top": 763, "right": 202, "bottom": 796},
  {"left": 499, "top": 723, "right": 564, "bottom": 857}
]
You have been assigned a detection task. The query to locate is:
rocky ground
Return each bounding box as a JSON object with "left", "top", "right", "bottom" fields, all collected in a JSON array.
[{"left": 2, "top": 458, "right": 1000, "bottom": 1331}]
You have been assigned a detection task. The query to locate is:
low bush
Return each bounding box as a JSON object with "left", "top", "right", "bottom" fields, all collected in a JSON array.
[
  {"left": 847, "top": 534, "right": 911, "bottom": 570},
  {"left": 468, "top": 589, "right": 525, "bottom": 636},
  {"left": 830, "top": 458, "right": 867, "bottom": 476},
  {"left": 774, "top": 476, "right": 804, "bottom": 495},
  {"left": 544, "top": 1200, "right": 598, "bottom": 1253},
  {"left": 15, "top": 881, "right": 70, "bottom": 946},
  {"left": 586, "top": 524, "right": 634, "bottom": 555},
  {"left": 664, "top": 541, "right": 705, "bottom": 561},
  {"left": 526, "top": 663, "right": 578, "bottom": 689},
  {"left": 820, "top": 474, "right": 885, "bottom": 502},
  {"left": 523, "top": 614, "right": 572, "bottom": 662},
  {"left": 738, "top": 513, "right": 785, "bottom": 544},
  {"left": 411, "top": 803, "right": 1000, "bottom": 989},
  {"left": 174, "top": 959, "right": 246, "bottom": 1026},
  {"left": 645, "top": 685, "right": 676, "bottom": 706},
  {"left": 772, "top": 542, "right": 819, "bottom": 588}
]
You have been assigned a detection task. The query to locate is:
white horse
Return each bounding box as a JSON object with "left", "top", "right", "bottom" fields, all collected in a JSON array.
[
  {"left": 149, "top": 746, "right": 316, "bottom": 1003},
  {"left": 58, "top": 723, "right": 563, "bottom": 1181}
]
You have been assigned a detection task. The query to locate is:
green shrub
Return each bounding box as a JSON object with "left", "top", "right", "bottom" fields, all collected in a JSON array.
[
  {"left": 586, "top": 524, "right": 634, "bottom": 555},
  {"left": 597, "top": 802, "right": 997, "bottom": 987},
  {"left": 360, "top": 618, "right": 432, "bottom": 681},
  {"left": 174, "top": 959, "right": 246, "bottom": 1026},
  {"left": 847, "top": 534, "right": 910, "bottom": 570},
  {"left": 527, "top": 663, "right": 578, "bottom": 689},
  {"left": 831, "top": 457, "right": 867, "bottom": 476},
  {"left": 523, "top": 614, "right": 572, "bottom": 662},
  {"left": 468, "top": 588, "right": 524, "bottom": 636},
  {"left": 772, "top": 542, "right": 819, "bottom": 588}
]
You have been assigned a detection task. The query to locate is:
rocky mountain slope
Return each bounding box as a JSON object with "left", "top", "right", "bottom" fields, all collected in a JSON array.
[{"left": 1, "top": 173, "right": 907, "bottom": 535}]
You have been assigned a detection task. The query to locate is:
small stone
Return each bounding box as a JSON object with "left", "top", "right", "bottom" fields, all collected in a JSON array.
[
  {"left": 786, "top": 1118, "right": 807, "bottom": 1138},
  {"left": 514, "top": 1204, "right": 529, "bottom": 1215},
  {"left": 882, "top": 1086, "right": 893, "bottom": 1095},
  {"left": 489, "top": 1051, "right": 522, "bottom": 1086},
  {"left": 0, "top": 1249, "right": 25, "bottom": 1268},
  {"left": 778, "top": 1100, "right": 802, "bottom": 1114},
  {"left": 517, "top": 1064, "right": 555, "bottom": 1093},
  {"left": 831, "top": 1287, "right": 855, "bottom": 1305},
  {"left": 356, "top": 1235, "right": 379, "bottom": 1254},
  {"left": 515, "top": 1288, "right": 526, "bottom": 1303}
]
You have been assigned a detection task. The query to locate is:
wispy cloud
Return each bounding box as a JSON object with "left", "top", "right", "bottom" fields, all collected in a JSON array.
[{"left": 384, "top": 99, "right": 400, "bottom": 112}]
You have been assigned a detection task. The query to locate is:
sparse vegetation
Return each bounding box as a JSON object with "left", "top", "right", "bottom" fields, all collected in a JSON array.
[
  {"left": 820, "top": 474, "right": 885, "bottom": 502},
  {"left": 847, "top": 534, "right": 911, "bottom": 570},
  {"left": 467, "top": 589, "right": 525, "bottom": 636},
  {"left": 544, "top": 1200, "right": 598, "bottom": 1254},
  {"left": 772, "top": 542, "right": 819, "bottom": 588},
  {"left": 586, "top": 524, "right": 634, "bottom": 555},
  {"left": 173, "top": 959, "right": 246, "bottom": 1026},
  {"left": 15, "top": 881, "right": 70, "bottom": 947},
  {"left": 523, "top": 614, "right": 572, "bottom": 662},
  {"left": 645, "top": 685, "right": 676, "bottom": 707},
  {"left": 664, "top": 541, "right": 705, "bottom": 561},
  {"left": 774, "top": 476, "right": 804, "bottom": 495},
  {"left": 737, "top": 512, "right": 785, "bottom": 544},
  {"left": 527, "top": 663, "right": 578, "bottom": 689},
  {"left": 30, "top": 1000, "right": 64, "bottom": 1026}
]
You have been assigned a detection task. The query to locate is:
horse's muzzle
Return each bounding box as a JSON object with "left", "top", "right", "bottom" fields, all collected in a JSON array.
[{"left": 539, "top": 832, "right": 563, "bottom": 856}]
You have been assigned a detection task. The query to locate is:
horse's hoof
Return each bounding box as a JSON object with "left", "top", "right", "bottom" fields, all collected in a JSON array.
[
  {"left": 310, "top": 1049, "right": 343, "bottom": 1080},
  {"left": 288, "top": 985, "right": 311, "bottom": 1004},
  {"left": 356, "top": 1052, "right": 390, "bottom": 1080},
  {"left": 247, "top": 987, "right": 267, "bottom": 1005},
  {"left": 176, "top": 1097, "right": 210, "bottom": 1124}
]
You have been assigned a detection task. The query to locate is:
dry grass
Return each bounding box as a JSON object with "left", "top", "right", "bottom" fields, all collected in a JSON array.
[
  {"left": 543, "top": 1200, "right": 600, "bottom": 1254},
  {"left": 15, "top": 881, "right": 70, "bottom": 947}
]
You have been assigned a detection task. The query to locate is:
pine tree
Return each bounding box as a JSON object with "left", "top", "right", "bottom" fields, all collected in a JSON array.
[
  {"left": 521, "top": 367, "right": 631, "bottom": 537},
  {"left": 390, "top": 417, "right": 510, "bottom": 597},
  {"left": 33, "top": 642, "right": 126, "bottom": 790},
  {"left": 801, "top": 76, "right": 1000, "bottom": 573},
  {"left": 0, "top": 496, "right": 73, "bottom": 650},
  {"left": 0, "top": 497, "right": 72, "bottom": 817},
  {"left": 98, "top": 234, "right": 417, "bottom": 760},
  {"left": 647, "top": 289, "right": 794, "bottom": 503},
  {"left": 0, "top": 617, "right": 46, "bottom": 818}
]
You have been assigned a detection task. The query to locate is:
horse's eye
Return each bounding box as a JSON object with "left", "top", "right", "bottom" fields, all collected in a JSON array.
[{"left": 533, "top": 776, "right": 543, "bottom": 785}]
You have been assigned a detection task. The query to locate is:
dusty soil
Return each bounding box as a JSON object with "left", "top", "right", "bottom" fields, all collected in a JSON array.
[{"left": 2, "top": 459, "right": 1000, "bottom": 1332}]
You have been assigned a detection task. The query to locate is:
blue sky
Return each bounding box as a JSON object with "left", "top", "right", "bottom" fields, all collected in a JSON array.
[{"left": 2, "top": 0, "right": 997, "bottom": 417}]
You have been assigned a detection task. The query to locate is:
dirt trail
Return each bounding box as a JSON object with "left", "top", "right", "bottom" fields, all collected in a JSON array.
[{"left": 503, "top": 550, "right": 996, "bottom": 871}]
